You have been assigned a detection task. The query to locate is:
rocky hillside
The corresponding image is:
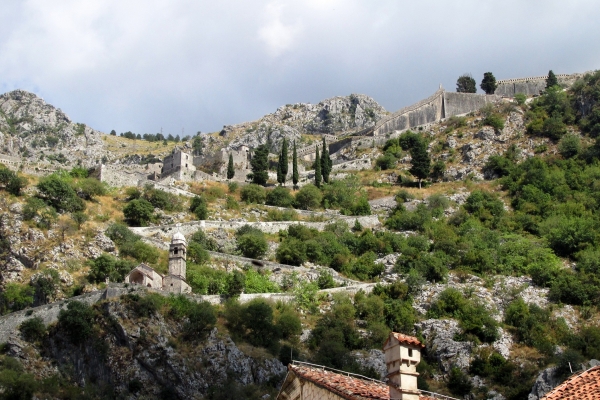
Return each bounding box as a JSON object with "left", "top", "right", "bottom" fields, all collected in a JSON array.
[
  {"left": 0, "top": 90, "right": 105, "bottom": 167},
  {"left": 0, "top": 70, "right": 599, "bottom": 400},
  {"left": 209, "top": 93, "right": 388, "bottom": 154}
]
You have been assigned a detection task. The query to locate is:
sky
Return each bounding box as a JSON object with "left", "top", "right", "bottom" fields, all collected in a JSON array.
[{"left": 1, "top": 0, "right": 599, "bottom": 136}]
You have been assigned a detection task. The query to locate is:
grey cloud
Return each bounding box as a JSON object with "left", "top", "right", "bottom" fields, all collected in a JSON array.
[{"left": 0, "top": 0, "right": 598, "bottom": 135}]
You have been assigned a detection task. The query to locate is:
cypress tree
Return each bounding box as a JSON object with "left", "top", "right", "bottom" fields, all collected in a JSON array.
[
  {"left": 292, "top": 141, "right": 299, "bottom": 188},
  {"left": 276, "top": 157, "right": 283, "bottom": 185},
  {"left": 321, "top": 137, "right": 331, "bottom": 183},
  {"left": 409, "top": 138, "right": 431, "bottom": 189},
  {"left": 227, "top": 153, "right": 235, "bottom": 180},
  {"left": 281, "top": 138, "right": 288, "bottom": 177},
  {"left": 546, "top": 70, "right": 558, "bottom": 89},
  {"left": 314, "top": 145, "right": 321, "bottom": 188},
  {"left": 250, "top": 144, "right": 269, "bottom": 186},
  {"left": 480, "top": 72, "right": 498, "bottom": 95}
]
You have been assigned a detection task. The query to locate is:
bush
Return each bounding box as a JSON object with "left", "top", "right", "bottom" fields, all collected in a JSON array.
[
  {"left": 228, "top": 181, "right": 238, "bottom": 193},
  {"left": 182, "top": 301, "right": 216, "bottom": 341},
  {"left": 266, "top": 186, "right": 294, "bottom": 207},
  {"left": 375, "top": 154, "right": 396, "bottom": 170},
  {"left": 240, "top": 184, "right": 266, "bottom": 204},
  {"left": 237, "top": 233, "right": 268, "bottom": 259},
  {"left": 276, "top": 237, "right": 307, "bottom": 266},
  {"left": 88, "top": 253, "right": 134, "bottom": 283},
  {"left": 447, "top": 367, "right": 473, "bottom": 396},
  {"left": 277, "top": 311, "right": 302, "bottom": 339},
  {"left": 127, "top": 240, "right": 161, "bottom": 263},
  {"left": 190, "top": 196, "right": 208, "bottom": 219},
  {"left": 123, "top": 199, "right": 155, "bottom": 226},
  {"left": 105, "top": 222, "right": 141, "bottom": 246},
  {"left": 558, "top": 134, "right": 582, "bottom": 158},
  {"left": 73, "top": 178, "right": 106, "bottom": 201},
  {"left": 294, "top": 184, "right": 322, "bottom": 210},
  {"left": 244, "top": 269, "right": 280, "bottom": 293},
  {"left": 188, "top": 242, "right": 210, "bottom": 264},
  {"left": 58, "top": 301, "right": 95, "bottom": 344},
  {"left": 143, "top": 187, "right": 182, "bottom": 211},
  {"left": 19, "top": 317, "right": 46, "bottom": 342},
  {"left": 37, "top": 175, "right": 85, "bottom": 212},
  {"left": 190, "top": 229, "right": 218, "bottom": 251}
]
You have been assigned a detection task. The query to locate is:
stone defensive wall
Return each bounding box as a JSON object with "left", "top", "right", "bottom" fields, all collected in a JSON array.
[
  {"left": 443, "top": 92, "right": 501, "bottom": 118},
  {"left": 0, "top": 280, "right": 378, "bottom": 344},
  {"left": 130, "top": 214, "right": 381, "bottom": 237},
  {"left": 495, "top": 72, "right": 587, "bottom": 97},
  {"left": 0, "top": 153, "right": 59, "bottom": 176},
  {"left": 296, "top": 134, "right": 339, "bottom": 159},
  {"left": 372, "top": 89, "right": 501, "bottom": 137}
]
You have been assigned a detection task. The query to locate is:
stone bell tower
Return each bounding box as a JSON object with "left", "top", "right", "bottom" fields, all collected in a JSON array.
[
  {"left": 168, "top": 231, "right": 187, "bottom": 278},
  {"left": 383, "top": 332, "right": 424, "bottom": 400}
]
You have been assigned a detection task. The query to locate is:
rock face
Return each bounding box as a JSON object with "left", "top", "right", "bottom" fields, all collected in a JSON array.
[
  {"left": 528, "top": 366, "right": 560, "bottom": 400},
  {"left": 0, "top": 90, "right": 105, "bottom": 167},
  {"left": 224, "top": 94, "right": 387, "bottom": 154},
  {"left": 20, "top": 299, "right": 286, "bottom": 398}
]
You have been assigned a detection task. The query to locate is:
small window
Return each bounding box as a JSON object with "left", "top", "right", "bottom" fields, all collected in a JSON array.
[
  {"left": 408, "top": 348, "right": 413, "bottom": 357},
  {"left": 174, "top": 248, "right": 178, "bottom": 255}
]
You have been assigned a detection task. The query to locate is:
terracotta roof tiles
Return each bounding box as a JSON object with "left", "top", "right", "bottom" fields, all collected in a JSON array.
[
  {"left": 541, "top": 366, "right": 600, "bottom": 400},
  {"left": 287, "top": 364, "right": 437, "bottom": 400}
]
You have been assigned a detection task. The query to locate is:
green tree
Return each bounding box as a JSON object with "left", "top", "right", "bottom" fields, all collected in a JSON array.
[
  {"left": 278, "top": 138, "right": 288, "bottom": 186},
  {"left": 480, "top": 72, "right": 498, "bottom": 95},
  {"left": 431, "top": 160, "right": 446, "bottom": 182},
  {"left": 292, "top": 140, "right": 299, "bottom": 188},
  {"left": 71, "top": 211, "right": 88, "bottom": 230},
  {"left": 237, "top": 233, "right": 268, "bottom": 259},
  {"left": 192, "top": 134, "right": 204, "bottom": 155},
  {"left": 266, "top": 186, "right": 294, "bottom": 207},
  {"left": 546, "top": 70, "right": 558, "bottom": 89},
  {"left": 227, "top": 153, "right": 235, "bottom": 180},
  {"left": 123, "top": 198, "right": 154, "bottom": 226},
  {"left": 321, "top": 137, "right": 332, "bottom": 183},
  {"left": 240, "top": 184, "right": 266, "bottom": 204},
  {"left": 57, "top": 301, "right": 95, "bottom": 344},
  {"left": 250, "top": 144, "right": 269, "bottom": 185},
  {"left": 409, "top": 138, "right": 431, "bottom": 189},
  {"left": 456, "top": 74, "right": 477, "bottom": 93},
  {"left": 294, "top": 184, "right": 323, "bottom": 210},
  {"left": 190, "top": 196, "right": 208, "bottom": 219},
  {"left": 314, "top": 145, "right": 322, "bottom": 188},
  {"left": 37, "top": 175, "right": 85, "bottom": 212}
]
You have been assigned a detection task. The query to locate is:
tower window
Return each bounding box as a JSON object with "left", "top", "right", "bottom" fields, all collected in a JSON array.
[
  {"left": 174, "top": 248, "right": 178, "bottom": 255},
  {"left": 408, "top": 348, "right": 413, "bottom": 357}
]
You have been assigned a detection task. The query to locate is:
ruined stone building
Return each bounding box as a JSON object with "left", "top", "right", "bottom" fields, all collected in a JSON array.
[
  {"left": 277, "top": 333, "right": 453, "bottom": 400},
  {"left": 125, "top": 232, "right": 192, "bottom": 294}
]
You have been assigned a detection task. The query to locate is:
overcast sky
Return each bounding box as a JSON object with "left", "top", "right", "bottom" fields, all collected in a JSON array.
[{"left": 1, "top": 0, "right": 599, "bottom": 136}]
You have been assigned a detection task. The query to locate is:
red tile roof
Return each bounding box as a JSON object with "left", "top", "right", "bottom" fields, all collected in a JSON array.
[
  {"left": 286, "top": 364, "right": 435, "bottom": 400},
  {"left": 384, "top": 332, "right": 425, "bottom": 349},
  {"left": 541, "top": 366, "right": 600, "bottom": 400}
]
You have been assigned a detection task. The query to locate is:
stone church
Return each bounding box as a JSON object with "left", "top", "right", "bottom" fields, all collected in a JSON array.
[{"left": 124, "top": 232, "right": 192, "bottom": 294}]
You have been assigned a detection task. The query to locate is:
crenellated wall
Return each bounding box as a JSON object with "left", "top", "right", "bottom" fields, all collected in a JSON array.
[
  {"left": 495, "top": 72, "right": 588, "bottom": 97},
  {"left": 372, "top": 89, "right": 500, "bottom": 137}
]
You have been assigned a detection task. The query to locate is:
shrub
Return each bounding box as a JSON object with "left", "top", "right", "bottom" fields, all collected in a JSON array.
[
  {"left": 182, "top": 301, "right": 216, "bottom": 341},
  {"left": 514, "top": 93, "right": 527, "bottom": 106},
  {"left": 240, "top": 184, "right": 266, "bottom": 204},
  {"left": 0, "top": 283, "right": 34, "bottom": 314},
  {"left": 277, "top": 311, "right": 302, "bottom": 339},
  {"left": 228, "top": 181, "right": 238, "bottom": 193},
  {"left": 125, "top": 240, "right": 160, "bottom": 263},
  {"left": 190, "top": 229, "right": 218, "bottom": 251},
  {"left": 244, "top": 269, "right": 280, "bottom": 293},
  {"left": 143, "top": 187, "right": 182, "bottom": 211},
  {"left": 266, "top": 186, "right": 294, "bottom": 207},
  {"left": 276, "top": 237, "right": 307, "bottom": 266},
  {"left": 317, "top": 270, "right": 335, "bottom": 289},
  {"left": 294, "top": 184, "right": 322, "bottom": 210},
  {"left": 19, "top": 317, "right": 46, "bottom": 342},
  {"left": 123, "top": 199, "right": 154, "bottom": 226},
  {"left": 188, "top": 242, "right": 210, "bottom": 264},
  {"left": 237, "top": 233, "right": 268, "bottom": 259},
  {"left": 73, "top": 178, "right": 106, "bottom": 201},
  {"left": 375, "top": 154, "right": 397, "bottom": 170},
  {"left": 37, "top": 175, "right": 85, "bottom": 212},
  {"left": 558, "top": 134, "right": 582, "bottom": 158},
  {"left": 58, "top": 301, "right": 95, "bottom": 344},
  {"left": 448, "top": 367, "right": 473, "bottom": 396},
  {"left": 189, "top": 196, "right": 208, "bottom": 219},
  {"left": 105, "top": 222, "right": 141, "bottom": 246},
  {"left": 88, "top": 253, "right": 134, "bottom": 283}
]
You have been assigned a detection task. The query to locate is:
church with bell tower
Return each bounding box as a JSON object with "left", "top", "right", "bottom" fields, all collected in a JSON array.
[{"left": 124, "top": 232, "right": 192, "bottom": 294}]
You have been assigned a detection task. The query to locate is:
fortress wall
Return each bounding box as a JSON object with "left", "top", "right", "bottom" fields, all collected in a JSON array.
[
  {"left": 373, "top": 89, "right": 445, "bottom": 136},
  {"left": 495, "top": 72, "right": 588, "bottom": 97},
  {"left": 443, "top": 92, "right": 501, "bottom": 117},
  {"left": 93, "top": 164, "right": 145, "bottom": 188}
]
